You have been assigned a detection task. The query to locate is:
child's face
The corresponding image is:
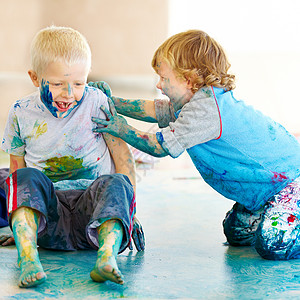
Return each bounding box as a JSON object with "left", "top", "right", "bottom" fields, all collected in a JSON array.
[
  {"left": 155, "top": 60, "right": 193, "bottom": 111},
  {"left": 29, "top": 61, "right": 89, "bottom": 118}
]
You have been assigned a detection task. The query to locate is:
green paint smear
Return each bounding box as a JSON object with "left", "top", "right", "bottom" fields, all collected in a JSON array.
[
  {"left": 33, "top": 121, "right": 48, "bottom": 138},
  {"left": 43, "top": 155, "right": 88, "bottom": 182},
  {"left": 11, "top": 136, "right": 24, "bottom": 149},
  {"left": 272, "top": 221, "right": 278, "bottom": 226}
]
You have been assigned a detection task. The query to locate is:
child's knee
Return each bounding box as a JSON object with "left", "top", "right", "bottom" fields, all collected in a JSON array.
[
  {"left": 13, "top": 167, "right": 49, "bottom": 185},
  {"left": 255, "top": 214, "right": 300, "bottom": 260},
  {"left": 107, "top": 173, "right": 133, "bottom": 189},
  {"left": 223, "top": 203, "right": 262, "bottom": 246},
  {"left": 7, "top": 167, "right": 54, "bottom": 219},
  {"left": 93, "top": 174, "right": 134, "bottom": 198}
]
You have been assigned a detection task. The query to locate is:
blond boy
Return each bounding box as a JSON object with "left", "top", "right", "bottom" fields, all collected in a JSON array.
[{"left": 0, "top": 26, "right": 144, "bottom": 288}]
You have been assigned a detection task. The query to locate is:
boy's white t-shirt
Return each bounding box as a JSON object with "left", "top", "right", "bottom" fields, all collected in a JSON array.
[{"left": 1, "top": 86, "right": 115, "bottom": 190}]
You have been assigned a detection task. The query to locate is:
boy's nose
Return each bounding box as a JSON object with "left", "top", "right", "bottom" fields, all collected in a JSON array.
[{"left": 62, "top": 84, "right": 73, "bottom": 98}]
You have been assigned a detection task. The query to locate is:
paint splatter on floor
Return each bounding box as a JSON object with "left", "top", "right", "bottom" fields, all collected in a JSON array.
[{"left": 1, "top": 162, "right": 300, "bottom": 299}]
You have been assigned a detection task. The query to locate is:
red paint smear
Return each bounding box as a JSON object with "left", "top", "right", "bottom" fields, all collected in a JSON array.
[
  {"left": 141, "top": 135, "right": 149, "bottom": 140},
  {"left": 272, "top": 172, "right": 288, "bottom": 182},
  {"left": 97, "top": 157, "right": 100, "bottom": 161},
  {"left": 288, "top": 214, "right": 296, "bottom": 223},
  {"left": 171, "top": 129, "right": 175, "bottom": 133}
]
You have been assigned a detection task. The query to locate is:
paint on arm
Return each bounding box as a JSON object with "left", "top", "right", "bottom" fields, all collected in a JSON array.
[
  {"left": 112, "top": 96, "right": 157, "bottom": 123},
  {"left": 123, "top": 127, "right": 168, "bottom": 158},
  {"left": 92, "top": 98, "right": 168, "bottom": 158},
  {"left": 93, "top": 118, "right": 168, "bottom": 158},
  {"left": 9, "top": 154, "right": 26, "bottom": 174}
]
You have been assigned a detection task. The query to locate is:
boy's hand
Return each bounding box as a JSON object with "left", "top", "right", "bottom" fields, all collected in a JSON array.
[
  {"left": 88, "top": 81, "right": 112, "bottom": 98},
  {"left": 92, "top": 98, "right": 128, "bottom": 138},
  {"left": 129, "top": 216, "right": 145, "bottom": 251},
  {"left": 0, "top": 234, "right": 15, "bottom": 246}
]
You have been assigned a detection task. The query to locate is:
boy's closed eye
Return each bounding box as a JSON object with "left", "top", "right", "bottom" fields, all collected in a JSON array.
[
  {"left": 74, "top": 82, "right": 85, "bottom": 87},
  {"left": 49, "top": 82, "right": 63, "bottom": 87}
]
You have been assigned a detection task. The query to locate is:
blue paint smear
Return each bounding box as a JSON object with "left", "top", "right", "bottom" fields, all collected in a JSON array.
[
  {"left": 14, "top": 101, "right": 21, "bottom": 110},
  {"left": 67, "top": 83, "right": 72, "bottom": 95},
  {"left": 40, "top": 79, "right": 59, "bottom": 118}
]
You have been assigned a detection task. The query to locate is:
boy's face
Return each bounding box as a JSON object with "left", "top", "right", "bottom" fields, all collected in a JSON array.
[
  {"left": 155, "top": 60, "right": 193, "bottom": 111},
  {"left": 29, "top": 61, "right": 89, "bottom": 118}
]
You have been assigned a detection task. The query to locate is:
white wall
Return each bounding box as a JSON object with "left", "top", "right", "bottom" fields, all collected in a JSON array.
[{"left": 168, "top": 0, "right": 300, "bottom": 133}]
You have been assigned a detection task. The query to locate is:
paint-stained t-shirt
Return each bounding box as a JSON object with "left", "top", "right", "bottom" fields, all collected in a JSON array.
[
  {"left": 155, "top": 86, "right": 300, "bottom": 211},
  {"left": 2, "top": 86, "right": 115, "bottom": 190}
]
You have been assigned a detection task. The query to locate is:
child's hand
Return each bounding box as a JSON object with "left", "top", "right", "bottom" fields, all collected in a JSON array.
[
  {"left": 92, "top": 98, "right": 128, "bottom": 138},
  {"left": 88, "top": 81, "right": 112, "bottom": 98},
  {"left": 129, "top": 216, "right": 145, "bottom": 251},
  {"left": 0, "top": 234, "right": 15, "bottom": 246}
]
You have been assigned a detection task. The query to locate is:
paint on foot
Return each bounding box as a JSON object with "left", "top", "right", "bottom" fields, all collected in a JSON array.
[
  {"left": 18, "top": 259, "right": 47, "bottom": 288},
  {"left": 90, "top": 256, "right": 124, "bottom": 285}
]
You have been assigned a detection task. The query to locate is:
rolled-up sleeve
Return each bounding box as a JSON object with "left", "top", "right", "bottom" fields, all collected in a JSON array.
[
  {"left": 2, "top": 104, "right": 25, "bottom": 156},
  {"left": 154, "top": 99, "right": 176, "bottom": 128}
]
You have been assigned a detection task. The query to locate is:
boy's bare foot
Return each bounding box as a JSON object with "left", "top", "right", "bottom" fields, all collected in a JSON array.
[
  {"left": 18, "top": 259, "right": 47, "bottom": 288},
  {"left": 90, "top": 256, "right": 124, "bottom": 285}
]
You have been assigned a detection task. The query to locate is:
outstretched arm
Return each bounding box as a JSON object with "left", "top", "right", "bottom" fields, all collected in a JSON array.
[
  {"left": 88, "top": 81, "right": 157, "bottom": 122},
  {"left": 93, "top": 99, "right": 168, "bottom": 158},
  {"left": 111, "top": 97, "right": 157, "bottom": 123}
]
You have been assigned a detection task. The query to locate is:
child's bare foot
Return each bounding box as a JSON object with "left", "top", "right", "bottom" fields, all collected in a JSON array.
[
  {"left": 90, "top": 256, "right": 124, "bottom": 285},
  {"left": 18, "top": 258, "right": 47, "bottom": 288}
]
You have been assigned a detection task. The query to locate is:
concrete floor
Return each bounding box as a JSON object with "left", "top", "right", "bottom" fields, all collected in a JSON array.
[
  {"left": 1, "top": 155, "right": 300, "bottom": 299},
  {"left": 1, "top": 78, "right": 300, "bottom": 299}
]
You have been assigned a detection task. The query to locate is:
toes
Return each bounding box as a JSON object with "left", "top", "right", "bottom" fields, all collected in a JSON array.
[
  {"left": 19, "top": 272, "right": 46, "bottom": 288},
  {"left": 36, "top": 272, "right": 46, "bottom": 280},
  {"left": 112, "top": 268, "right": 124, "bottom": 284},
  {"left": 20, "top": 280, "right": 27, "bottom": 287},
  {"left": 20, "top": 277, "right": 32, "bottom": 287}
]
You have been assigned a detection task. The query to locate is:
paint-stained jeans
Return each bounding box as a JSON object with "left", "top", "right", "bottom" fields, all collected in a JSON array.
[
  {"left": 223, "top": 177, "right": 300, "bottom": 260},
  {"left": 2, "top": 167, "right": 135, "bottom": 252}
]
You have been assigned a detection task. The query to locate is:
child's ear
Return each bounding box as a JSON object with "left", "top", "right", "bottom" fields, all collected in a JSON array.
[
  {"left": 28, "top": 70, "right": 40, "bottom": 87},
  {"left": 186, "top": 77, "right": 194, "bottom": 90},
  {"left": 186, "top": 72, "right": 199, "bottom": 90}
]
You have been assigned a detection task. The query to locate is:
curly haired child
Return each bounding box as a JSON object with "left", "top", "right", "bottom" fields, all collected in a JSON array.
[{"left": 91, "top": 29, "right": 300, "bottom": 261}]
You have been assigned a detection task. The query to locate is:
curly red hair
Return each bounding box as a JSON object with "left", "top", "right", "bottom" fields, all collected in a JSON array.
[{"left": 152, "top": 30, "right": 235, "bottom": 92}]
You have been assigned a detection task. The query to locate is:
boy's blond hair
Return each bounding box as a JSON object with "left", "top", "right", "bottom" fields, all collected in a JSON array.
[
  {"left": 30, "top": 25, "right": 91, "bottom": 76},
  {"left": 152, "top": 30, "right": 235, "bottom": 92}
]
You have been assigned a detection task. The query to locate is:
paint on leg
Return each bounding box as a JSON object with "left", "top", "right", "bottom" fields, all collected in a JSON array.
[
  {"left": 12, "top": 207, "right": 46, "bottom": 287},
  {"left": 90, "top": 219, "right": 124, "bottom": 285}
]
